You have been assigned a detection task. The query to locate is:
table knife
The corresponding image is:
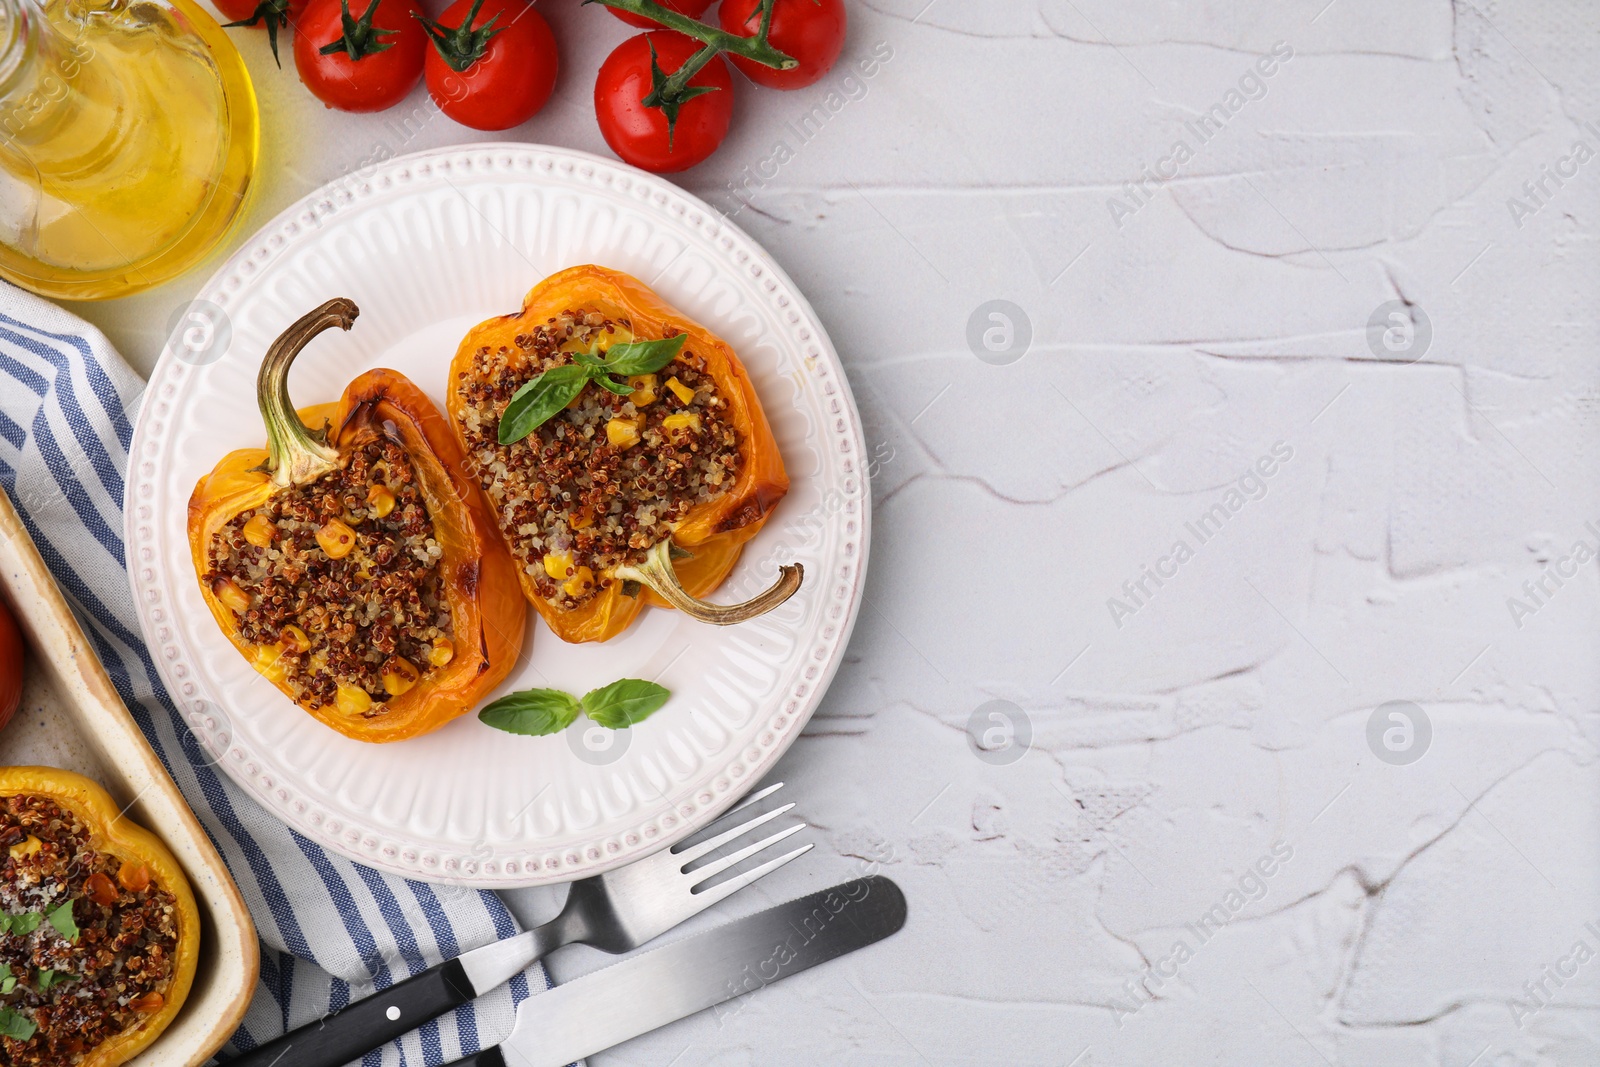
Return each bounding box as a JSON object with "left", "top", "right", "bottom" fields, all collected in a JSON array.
[
  {"left": 226, "top": 924, "right": 545, "bottom": 1067},
  {"left": 448, "top": 874, "right": 906, "bottom": 1067}
]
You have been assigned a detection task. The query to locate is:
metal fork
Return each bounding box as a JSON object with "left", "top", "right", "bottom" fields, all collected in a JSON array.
[{"left": 228, "top": 781, "right": 809, "bottom": 1067}]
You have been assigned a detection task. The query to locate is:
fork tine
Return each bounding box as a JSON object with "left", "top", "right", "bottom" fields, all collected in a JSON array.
[
  {"left": 725, "top": 780, "right": 784, "bottom": 816},
  {"left": 687, "top": 822, "right": 807, "bottom": 886},
  {"left": 673, "top": 801, "right": 795, "bottom": 865},
  {"left": 690, "top": 842, "right": 813, "bottom": 904}
]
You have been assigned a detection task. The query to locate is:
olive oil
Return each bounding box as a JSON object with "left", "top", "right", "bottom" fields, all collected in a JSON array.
[{"left": 0, "top": 0, "right": 257, "bottom": 300}]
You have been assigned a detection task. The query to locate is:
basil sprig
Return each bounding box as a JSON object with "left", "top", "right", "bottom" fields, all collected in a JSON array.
[
  {"left": 497, "top": 334, "right": 688, "bottom": 445},
  {"left": 479, "top": 678, "right": 671, "bottom": 737}
]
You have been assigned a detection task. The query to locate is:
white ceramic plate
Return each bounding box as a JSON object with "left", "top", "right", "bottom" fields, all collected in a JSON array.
[{"left": 124, "top": 144, "right": 868, "bottom": 887}]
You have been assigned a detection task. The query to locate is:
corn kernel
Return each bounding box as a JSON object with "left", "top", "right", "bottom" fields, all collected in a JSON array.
[
  {"left": 563, "top": 566, "right": 595, "bottom": 598},
  {"left": 383, "top": 656, "right": 420, "bottom": 697},
  {"left": 570, "top": 508, "right": 595, "bottom": 530},
  {"left": 366, "top": 483, "right": 397, "bottom": 518},
  {"left": 605, "top": 416, "right": 642, "bottom": 450},
  {"left": 243, "top": 513, "right": 276, "bottom": 548},
  {"left": 628, "top": 374, "right": 658, "bottom": 406},
  {"left": 212, "top": 577, "right": 251, "bottom": 614},
  {"left": 543, "top": 552, "right": 573, "bottom": 580},
  {"left": 665, "top": 376, "right": 696, "bottom": 405},
  {"left": 336, "top": 683, "right": 373, "bottom": 717},
  {"left": 661, "top": 411, "right": 702, "bottom": 434},
  {"left": 316, "top": 519, "right": 357, "bottom": 559},
  {"left": 252, "top": 643, "right": 288, "bottom": 683},
  {"left": 117, "top": 861, "right": 152, "bottom": 892},
  {"left": 9, "top": 835, "right": 40, "bottom": 860},
  {"left": 429, "top": 637, "right": 455, "bottom": 667},
  {"left": 280, "top": 625, "right": 311, "bottom": 653}
]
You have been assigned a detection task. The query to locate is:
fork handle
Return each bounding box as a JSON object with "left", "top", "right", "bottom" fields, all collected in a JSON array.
[
  {"left": 226, "top": 958, "right": 473, "bottom": 1067},
  {"left": 445, "top": 1048, "right": 508, "bottom": 1067}
]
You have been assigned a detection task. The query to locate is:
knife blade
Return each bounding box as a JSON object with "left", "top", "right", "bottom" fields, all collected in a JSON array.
[{"left": 446, "top": 875, "right": 907, "bottom": 1067}]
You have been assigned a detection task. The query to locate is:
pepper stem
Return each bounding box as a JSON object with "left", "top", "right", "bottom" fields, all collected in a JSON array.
[
  {"left": 613, "top": 539, "right": 803, "bottom": 625},
  {"left": 257, "top": 299, "right": 358, "bottom": 489}
]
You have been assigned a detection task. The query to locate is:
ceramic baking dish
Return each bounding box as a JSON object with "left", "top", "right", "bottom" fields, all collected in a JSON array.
[{"left": 0, "top": 486, "right": 258, "bottom": 1065}]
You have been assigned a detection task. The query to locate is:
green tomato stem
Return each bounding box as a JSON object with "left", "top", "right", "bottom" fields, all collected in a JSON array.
[{"left": 589, "top": 0, "right": 797, "bottom": 71}]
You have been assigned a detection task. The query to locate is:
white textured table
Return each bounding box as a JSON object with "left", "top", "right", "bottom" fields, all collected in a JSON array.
[{"left": 74, "top": 2, "right": 1600, "bottom": 1064}]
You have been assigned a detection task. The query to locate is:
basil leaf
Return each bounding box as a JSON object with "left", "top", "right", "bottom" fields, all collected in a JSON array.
[
  {"left": 479, "top": 689, "right": 583, "bottom": 736},
  {"left": 0, "top": 1006, "right": 34, "bottom": 1040},
  {"left": 498, "top": 365, "right": 590, "bottom": 444},
  {"left": 35, "top": 968, "right": 72, "bottom": 990},
  {"left": 9, "top": 913, "right": 40, "bottom": 936},
  {"left": 598, "top": 334, "right": 687, "bottom": 376},
  {"left": 0, "top": 915, "right": 10, "bottom": 936},
  {"left": 0, "top": 977, "right": 14, "bottom": 995},
  {"left": 46, "top": 901, "right": 77, "bottom": 943},
  {"left": 581, "top": 679, "right": 671, "bottom": 730}
]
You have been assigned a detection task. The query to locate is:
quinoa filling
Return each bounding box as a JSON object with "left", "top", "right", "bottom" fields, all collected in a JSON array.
[
  {"left": 0, "top": 794, "right": 178, "bottom": 1066},
  {"left": 204, "top": 437, "right": 455, "bottom": 714},
  {"left": 454, "top": 309, "right": 743, "bottom": 609}
]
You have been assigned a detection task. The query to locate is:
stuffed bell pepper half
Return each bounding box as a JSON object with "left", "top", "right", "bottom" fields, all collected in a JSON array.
[
  {"left": 447, "top": 265, "right": 801, "bottom": 643},
  {"left": 187, "top": 299, "right": 525, "bottom": 742}
]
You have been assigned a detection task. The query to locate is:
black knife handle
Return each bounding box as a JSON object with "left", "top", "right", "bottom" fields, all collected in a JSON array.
[
  {"left": 444, "top": 1046, "right": 508, "bottom": 1067},
  {"left": 226, "top": 957, "right": 474, "bottom": 1067}
]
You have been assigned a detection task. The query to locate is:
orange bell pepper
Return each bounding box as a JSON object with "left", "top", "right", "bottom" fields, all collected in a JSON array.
[
  {"left": 446, "top": 265, "right": 799, "bottom": 643},
  {"left": 187, "top": 300, "right": 525, "bottom": 742}
]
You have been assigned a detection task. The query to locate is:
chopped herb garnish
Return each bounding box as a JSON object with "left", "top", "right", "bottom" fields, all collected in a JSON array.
[
  {"left": 35, "top": 968, "right": 74, "bottom": 991},
  {"left": 46, "top": 900, "right": 78, "bottom": 943},
  {"left": 6, "top": 912, "right": 41, "bottom": 936},
  {"left": 0, "top": 1005, "right": 35, "bottom": 1040}
]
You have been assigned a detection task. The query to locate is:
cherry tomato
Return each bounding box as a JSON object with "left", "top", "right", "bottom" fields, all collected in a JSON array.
[
  {"left": 0, "top": 597, "right": 23, "bottom": 734},
  {"left": 422, "top": 0, "right": 558, "bottom": 130},
  {"left": 294, "top": 0, "right": 427, "bottom": 113},
  {"left": 719, "top": 0, "right": 845, "bottom": 90},
  {"left": 594, "top": 32, "right": 733, "bottom": 173},
  {"left": 608, "top": 0, "right": 713, "bottom": 30}
]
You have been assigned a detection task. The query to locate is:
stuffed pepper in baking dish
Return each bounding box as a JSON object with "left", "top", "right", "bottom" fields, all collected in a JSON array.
[
  {"left": 0, "top": 767, "right": 199, "bottom": 1067},
  {"left": 447, "top": 265, "right": 801, "bottom": 643}
]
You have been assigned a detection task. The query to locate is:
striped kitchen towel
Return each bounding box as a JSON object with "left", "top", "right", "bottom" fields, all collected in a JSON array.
[{"left": 0, "top": 280, "right": 549, "bottom": 1065}]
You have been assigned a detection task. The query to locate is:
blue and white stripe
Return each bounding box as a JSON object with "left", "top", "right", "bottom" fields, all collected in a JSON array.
[{"left": 0, "top": 281, "right": 547, "bottom": 1065}]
